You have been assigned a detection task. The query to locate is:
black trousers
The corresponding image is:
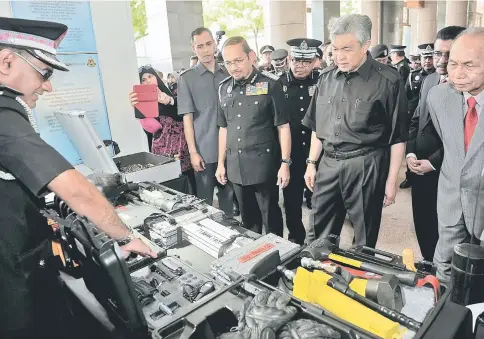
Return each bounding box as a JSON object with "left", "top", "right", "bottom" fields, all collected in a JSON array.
[
  {"left": 307, "top": 148, "right": 390, "bottom": 247},
  {"left": 233, "top": 181, "right": 283, "bottom": 236},
  {"left": 411, "top": 172, "right": 439, "bottom": 261},
  {"left": 282, "top": 154, "right": 306, "bottom": 244},
  {"left": 193, "top": 162, "right": 234, "bottom": 217}
]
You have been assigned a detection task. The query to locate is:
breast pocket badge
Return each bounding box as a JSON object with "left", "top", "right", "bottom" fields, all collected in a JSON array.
[
  {"left": 308, "top": 85, "right": 316, "bottom": 97},
  {"left": 247, "top": 82, "right": 268, "bottom": 96}
]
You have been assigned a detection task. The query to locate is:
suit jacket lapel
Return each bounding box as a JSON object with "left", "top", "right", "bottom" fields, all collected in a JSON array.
[
  {"left": 442, "top": 86, "right": 466, "bottom": 162},
  {"left": 423, "top": 73, "right": 441, "bottom": 126}
]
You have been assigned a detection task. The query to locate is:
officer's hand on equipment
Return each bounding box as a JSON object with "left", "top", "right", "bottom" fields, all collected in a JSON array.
[
  {"left": 278, "top": 164, "right": 290, "bottom": 189},
  {"left": 216, "top": 164, "right": 227, "bottom": 185},
  {"left": 219, "top": 290, "right": 298, "bottom": 339},
  {"left": 304, "top": 165, "right": 317, "bottom": 192},
  {"left": 413, "top": 159, "right": 434, "bottom": 175},
  {"left": 383, "top": 180, "right": 397, "bottom": 207},
  {"left": 129, "top": 91, "right": 138, "bottom": 106},
  {"left": 278, "top": 319, "right": 341, "bottom": 339},
  {"left": 120, "top": 238, "right": 158, "bottom": 258},
  {"left": 190, "top": 152, "right": 206, "bottom": 172}
]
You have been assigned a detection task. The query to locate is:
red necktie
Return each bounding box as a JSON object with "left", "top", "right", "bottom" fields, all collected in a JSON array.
[
  {"left": 441, "top": 78, "right": 447, "bottom": 83},
  {"left": 464, "top": 96, "right": 478, "bottom": 152}
]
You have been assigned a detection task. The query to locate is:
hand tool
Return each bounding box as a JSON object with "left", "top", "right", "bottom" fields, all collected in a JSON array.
[
  {"left": 301, "top": 257, "right": 405, "bottom": 310},
  {"left": 301, "top": 238, "right": 418, "bottom": 286},
  {"left": 402, "top": 249, "right": 417, "bottom": 272},
  {"left": 277, "top": 266, "right": 405, "bottom": 339}
]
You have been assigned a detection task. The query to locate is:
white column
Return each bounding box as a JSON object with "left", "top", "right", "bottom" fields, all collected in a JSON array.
[
  {"left": 311, "top": 0, "right": 340, "bottom": 42},
  {"left": 145, "top": 0, "right": 203, "bottom": 73},
  {"left": 408, "top": 0, "right": 437, "bottom": 52},
  {"left": 445, "top": 0, "right": 469, "bottom": 27},
  {"left": 359, "top": 0, "right": 380, "bottom": 46},
  {"left": 263, "top": 0, "right": 307, "bottom": 49}
]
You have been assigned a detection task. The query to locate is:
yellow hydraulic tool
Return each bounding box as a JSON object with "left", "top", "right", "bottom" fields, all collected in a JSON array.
[{"left": 280, "top": 267, "right": 406, "bottom": 339}]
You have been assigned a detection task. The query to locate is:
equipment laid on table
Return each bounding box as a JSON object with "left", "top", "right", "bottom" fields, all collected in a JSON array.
[
  {"left": 54, "top": 110, "right": 181, "bottom": 183},
  {"left": 210, "top": 233, "right": 301, "bottom": 285},
  {"left": 59, "top": 214, "right": 222, "bottom": 339}
]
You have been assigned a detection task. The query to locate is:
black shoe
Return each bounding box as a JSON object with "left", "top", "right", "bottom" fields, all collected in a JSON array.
[
  {"left": 233, "top": 200, "right": 240, "bottom": 217},
  {"left": 399, "top": 179, "right": 412, "bottom": 189}
]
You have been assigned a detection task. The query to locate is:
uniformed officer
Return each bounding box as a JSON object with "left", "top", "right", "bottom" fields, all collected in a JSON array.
[
  {"left": 406, "top": 44, "right": 435, "bottom": 121},
  {"left": 408, "top": 53, "right": 422, "bottom": 71},
  {"left": 216, "top": 37, "right": 291, "bottom": 236},
  {"left": 0, "top": 17, "right": 155, "bottom": 338},
  {"left": 400, "top": 44, "right": 436, "bottom": 189},
  {"left": 303, "top": 14, "right": 408, "bottom": 247},
  {"left": 271, "top": 48, "right": 289, "bottom": 76},
  {"left": 390, "top": 45, "right": 411, "bottom": 83},
  {"left": 314, "top": 47, "right": 325, "bottom": 71},
  {"left": 279, "top": 38, "right": 321, "bottom": 244},
  {"left": 369, "top": 44, "right": 390, "bottom": 65},
  {"left": 259, "top": 45, "right": 275, "bottom": 73}
]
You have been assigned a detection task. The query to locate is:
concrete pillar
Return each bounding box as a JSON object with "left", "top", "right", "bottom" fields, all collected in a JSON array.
[
  {"left": 381, "top": 0, "right": 404, "bottom": 46},
  {"left": 436, "top": 0, "right": 447, "bottom": 32},
  {"left": 445, "top": 0, "right": 469, "bottom": 27},
  {"left": 359, "top": 0, "right": 380, "bottom": 46},
  {"left": 145, "top": 0, "right": 203, "bottom": 73},
  {"left": 311, "top": 0, "right": 341, "bottom": 43},
  {"left": 408, "top": 1, "right": 437, "bottom": 52},
  {"left": 263, "top": 0, "right": 307, "bottom": 49}
]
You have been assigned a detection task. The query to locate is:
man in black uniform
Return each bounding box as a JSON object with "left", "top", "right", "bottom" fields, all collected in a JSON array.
[
  {"left": 390, "top": 45, "right": 411, "bottom": 84},
  {"left": 303, "top": 14, "right": 408, "bottom": 247},
  {"left": 271, "top": 48, "right": 289, "bottom": 76},
  {"left": 259, "top": 45, "right": 275, "bottom": 73},
  {"left": 400, "top": 43, "right": 436, "bottom": 189},
  {"left": 369, "top": 44, "right": 390, "bottom": 65},
  {"left": 408, "top": 54, "right": 422, "bottom": 71},
  {"left": 279, "top": 38, "right": 321, "bottom": 244},
  {"left": 216, "top": 37, "right": 291, "bottom": 236},
  {"left": 0, "top": 18, "right": 155, "bottom": 339}
]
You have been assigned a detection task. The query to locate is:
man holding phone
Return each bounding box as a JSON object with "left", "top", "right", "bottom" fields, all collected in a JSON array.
[{"left": 177, "top": 27, "right": 235, "bottom": 217}]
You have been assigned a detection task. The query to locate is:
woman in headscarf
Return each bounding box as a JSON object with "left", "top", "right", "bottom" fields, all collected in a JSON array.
[
  {"left": 166, "top": 72, "right": 178, "bottom": 96},
  {"left": 129, "top": 65, "right": 192, "bottom": 181}
]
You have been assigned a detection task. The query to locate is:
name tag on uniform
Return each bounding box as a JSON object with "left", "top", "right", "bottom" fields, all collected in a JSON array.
[
  {"left": 308, "top": 85, "right": 316, "bottom": 97},
  {"left": 246, "top": 82, "right": 268, "bottom": 96}
]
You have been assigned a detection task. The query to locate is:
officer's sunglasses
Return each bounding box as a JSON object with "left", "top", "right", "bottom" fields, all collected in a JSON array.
[{"left": 14, "top": 52, "right": 54, "bottom": 81}]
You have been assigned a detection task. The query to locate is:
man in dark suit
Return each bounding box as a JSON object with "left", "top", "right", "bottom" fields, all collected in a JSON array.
[{"left": 406, "top": 26, "right": 466, "bottom": 261}]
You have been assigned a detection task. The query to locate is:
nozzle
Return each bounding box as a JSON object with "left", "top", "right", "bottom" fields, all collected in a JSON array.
[
  {"left": 301, "top": 257, "right": 339, "bottom": 274},
  {"left": 277, "top": 265, "right": 295, "bottom": 281}
]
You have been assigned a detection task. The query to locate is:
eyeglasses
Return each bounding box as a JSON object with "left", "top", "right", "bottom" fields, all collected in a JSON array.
[
  {"left": 433, "top": 51, "right": 450, "bottom": 59},
  {"left": 14, "top": 52, "right": 54, "bottom": 81},
  {"left": 224, "top": 56, "right": 248, "bottom": 68},
  {"left": 293, "top": 59, "right": 312, "bottom": 67}
]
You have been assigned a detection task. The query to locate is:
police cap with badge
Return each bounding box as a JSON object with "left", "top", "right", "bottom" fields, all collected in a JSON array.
[
  {"left": 0, "top": 17, "right": 69, "bottom": 72},
  {"left": 271, "top": 49, "right": 288, "bottom": 68},
  {"left": 260, "top": 45, "right": 275, "bottom": 55},
  {"left": 286, "top": 38, "right": 322, "bottom": 60},
  {"left": 389, "top": 45, "right": 406, "bottom": 54},
  {"left": 418, "top": 43, "right": 434, "bottom": 57},
  {"left": 369, "top": 44, "right": 389, "bottom": 59}
]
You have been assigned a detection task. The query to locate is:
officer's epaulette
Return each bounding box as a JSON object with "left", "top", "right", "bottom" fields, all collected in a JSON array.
[
  {"left": 374, "top": 63, "right": 400, "bottom": 84},
  {"left": 218, "top": 75, "right": 232, "bottom": 87},
  {"left": 261, "top": 70, "right": 280, "bottom": 81},
  {"left": 410, "top": 69, "right": 419, "bottom": 73}
]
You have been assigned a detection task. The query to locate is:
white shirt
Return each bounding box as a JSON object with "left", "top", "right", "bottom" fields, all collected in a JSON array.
[{"left": 463, "top": 90, "right": 484, "bottom": 118}]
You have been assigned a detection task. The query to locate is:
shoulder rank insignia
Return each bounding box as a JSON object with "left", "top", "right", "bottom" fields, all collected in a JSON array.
[
  {"left": 179, "top": 68, "right": 192, "bottom": 77},
  {"left": 246, "top": 82, "right": 268, "bottom": 96},
  {"left": 261, "top": 70, "right": 280, "bottom": 81}
]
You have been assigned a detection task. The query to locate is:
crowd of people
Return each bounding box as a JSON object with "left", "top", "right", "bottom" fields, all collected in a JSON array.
[{"left": 133, "top": 14, "right": 484, "bottom": 285}]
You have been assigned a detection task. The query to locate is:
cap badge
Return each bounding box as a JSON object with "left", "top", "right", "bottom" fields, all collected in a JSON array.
[
  {"left": 426, "top": 45, "right": 432, "bottom": 51},
  {"left": 300, "top": 40, "right": 308, "bottom": 50}
]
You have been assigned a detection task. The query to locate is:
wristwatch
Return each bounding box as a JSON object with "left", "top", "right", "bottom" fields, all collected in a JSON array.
[
  {"left": 306, "top": 159, "right": 317, "bottom": 165},
  {"left": 281, "top": 158, "right": 292, "bottom": 166},
  {"left": 116, "top": 229, "right": 134, "bottom": 246}
]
